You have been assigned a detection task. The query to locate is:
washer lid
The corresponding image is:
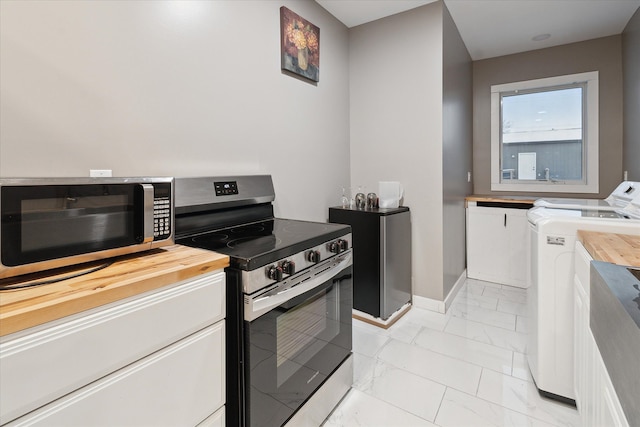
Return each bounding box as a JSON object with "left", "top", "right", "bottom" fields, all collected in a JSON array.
[
  {"left": 534, "top": 198, "right": 616, "bottom": 210},
  {"left": 534, "top": 181, "right": 640, "bottom": 211}
]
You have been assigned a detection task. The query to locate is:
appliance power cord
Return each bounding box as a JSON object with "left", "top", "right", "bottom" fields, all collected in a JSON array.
[{"left": 0, "top": 261, "right": 114, "bottom": 291}]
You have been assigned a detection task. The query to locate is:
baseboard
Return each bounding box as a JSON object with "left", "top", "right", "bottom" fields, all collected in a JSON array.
[
  {"left": 412, "top": 295, "right": 445, "bottom": 313},
  {"left": 444, "top": 269, "right": 467, "bottom": 311},
  {"left": 412, "top": 269, "right": 467, "bottom": 314}
]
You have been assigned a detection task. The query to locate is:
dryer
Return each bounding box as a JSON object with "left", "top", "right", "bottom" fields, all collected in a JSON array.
[
  {"left": 526, "top": 196, "right": 640, "bottom": 402},
  {"left": 534, "top": 181, "right": 639, "bottom": 211}
]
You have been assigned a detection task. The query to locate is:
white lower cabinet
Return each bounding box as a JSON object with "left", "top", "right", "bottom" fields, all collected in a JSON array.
[
  {"left": 596, "top": 353, "right": 629, "bottom": 427},
  {"left": 8, "top": 323, "right": 224, "bottom": 427},
  {"left": 574, "top": 241, "right": 595, "bottom": 423},
  {"left": 466, "top": 202, "right": 529, "bottom": 287},
  {"left": 1, "top": 271, "right": 225, "bottom": 427},
  {"left": 573, "top": 243, "right": 629, "bottom": 427}
]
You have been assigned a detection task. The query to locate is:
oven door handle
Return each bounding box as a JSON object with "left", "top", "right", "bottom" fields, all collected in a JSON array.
[{"left": 245, "top": 250, "right": 352, "bottom": 322}]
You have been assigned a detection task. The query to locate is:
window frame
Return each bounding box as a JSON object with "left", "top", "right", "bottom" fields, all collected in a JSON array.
[{"left": 490, "top": 71, "right": 599, "bottom": 193}]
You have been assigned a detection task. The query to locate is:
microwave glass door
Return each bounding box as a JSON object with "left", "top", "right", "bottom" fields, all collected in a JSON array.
[
  {"left": 245, "top": 265, "right": 352, "bottom": 427},
  {"left": 1, "top": 184, "right": 145, "bottom": 266}
]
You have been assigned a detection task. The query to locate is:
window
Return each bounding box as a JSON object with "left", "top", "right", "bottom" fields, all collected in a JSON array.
[{"left": 491, "top": 71, "right": 599, "bottom": 193}]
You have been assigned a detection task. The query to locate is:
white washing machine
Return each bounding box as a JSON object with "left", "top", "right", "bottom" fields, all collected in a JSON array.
[
  {"left": 534, "top": 181, "right": 639, "bottom": 211},
  {"left": 527, "top": 197, "right": 640, "bottom": 402}
]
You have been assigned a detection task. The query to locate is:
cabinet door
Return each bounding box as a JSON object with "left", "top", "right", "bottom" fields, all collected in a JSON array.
[
  {"left": 466, "top": 206, "right": 510, "bottom": 283},
  {"left": 505, "top": 210, "right": 528, "bottom": 287},
  {"left": 574, "top": 242, "right": 592, "bottom": 301},
  {"left": 602, "top": 387, "right": 630, "bottom": 427},
  {"left": 584, "top": 331, "right": 596, "bottom": 425},
  {"left": 574, "top": 241, "right": 596, "bottom": 425},
  {"left": 573, "top": 278, "right": 587, "bottom": 415},
  {"left": 467, "top": 205, "right": 528, "bottom": 287},
  {"left": 8, "top": 322, "right": 225, "bottom": 427},
  {"left": 596, "top": 352, "right": 630, "bottom": 427}
]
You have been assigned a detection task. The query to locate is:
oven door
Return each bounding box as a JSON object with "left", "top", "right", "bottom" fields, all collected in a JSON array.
[{"left": 244, "top": 260, "right": 352, "bottom": 427}]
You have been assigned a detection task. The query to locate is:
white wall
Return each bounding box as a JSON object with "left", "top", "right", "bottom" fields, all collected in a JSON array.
[
  {"left": 0, "top": 0, "right": 350, "bottom": 222},
  {"left": 1, "top": 0, "right": 471, "bottom": 303},
  {"left": 349, "top": 3, "right": 445, "bottom": 300}
]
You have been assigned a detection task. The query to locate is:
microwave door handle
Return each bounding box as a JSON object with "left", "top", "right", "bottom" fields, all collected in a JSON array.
[{"left": 141, "top": 184, "right": 155, "bottom": 244}]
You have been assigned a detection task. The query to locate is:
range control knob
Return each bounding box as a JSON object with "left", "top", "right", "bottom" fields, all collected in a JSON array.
[
  {"left": 267, "top": 265, "right": 284, "bottom": 282},
  {"left": 329, "top": 239, "right": 349, "bottom": 254},
  {"left": 281, "top": 260, "right": 296, "bottom": 275},
  {"left": 307, "top": 250, "right": 321, "bottom": 263}
]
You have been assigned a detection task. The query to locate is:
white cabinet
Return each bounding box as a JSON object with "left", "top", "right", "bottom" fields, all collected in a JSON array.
[
  {"left": 1, "top": 270, "right": 226, "bottom": 426},
  {"left": 573, "top": 242, "right": 596, "bottom": 423},
  {"left": 466, "top": 201, "right": 530, "bottom": 287},
  {"left": 596, "top": 354, "right": 630, "bottom": 427},
  {"left": 573, "top": 242, "right": 629, "bottom": 427}
]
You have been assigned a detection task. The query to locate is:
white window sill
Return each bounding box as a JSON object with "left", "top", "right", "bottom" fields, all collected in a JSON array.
[{"left": 491, "top": 181, "right": 599, "bottom": 193}]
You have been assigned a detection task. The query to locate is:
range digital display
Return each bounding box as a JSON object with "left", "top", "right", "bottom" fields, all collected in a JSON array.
[{"left": 214, "top": 181, "right": 238, "bottom": 196}]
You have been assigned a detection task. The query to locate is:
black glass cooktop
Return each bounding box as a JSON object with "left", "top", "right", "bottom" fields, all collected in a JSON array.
[{"left": 177, "top": 218, "right": 350, "bottom": 270}]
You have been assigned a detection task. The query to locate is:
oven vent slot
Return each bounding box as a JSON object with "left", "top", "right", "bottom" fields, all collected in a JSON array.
[
  {"left": 296, "top": 276, "right": 311, "bottom": 285},
  {"left": 252, "top": 283, "right": 279, "bottom": 299},
  {"left": 287, "top": 275, "right": 312, "bottom": 290},
  {"left": 313, "top": 266, "right": 332, "bottom": 277}
]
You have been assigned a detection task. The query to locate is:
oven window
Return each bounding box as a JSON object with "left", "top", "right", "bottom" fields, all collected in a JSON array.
[{"left": 276, "top": 284, "right": 340, "bottom": 386}]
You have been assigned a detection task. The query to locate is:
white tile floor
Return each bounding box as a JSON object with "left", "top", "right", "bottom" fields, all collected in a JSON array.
[{"left": 323, "top": 278, "right": 581, "bottom": 427}]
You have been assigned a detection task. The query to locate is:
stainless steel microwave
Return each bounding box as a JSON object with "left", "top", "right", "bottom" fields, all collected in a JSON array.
[{"left": 0, "top": 177, "right": 174, "bottom": 279}]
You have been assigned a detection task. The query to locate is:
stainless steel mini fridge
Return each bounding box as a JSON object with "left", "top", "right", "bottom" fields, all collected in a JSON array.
[{"left": 329, "top": 206, "right": 411, "bottom": 320}]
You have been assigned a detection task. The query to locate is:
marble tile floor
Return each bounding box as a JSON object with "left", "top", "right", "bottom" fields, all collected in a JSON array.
[{"left": 323, "top": 278, "right": 581, "bottom": 427}]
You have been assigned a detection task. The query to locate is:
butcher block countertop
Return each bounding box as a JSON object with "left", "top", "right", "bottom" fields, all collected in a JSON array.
[
  {"left": 465, "top": 195, "right": 536, "bottom": 208},
  {"left": 466, "top": 195, "right": 537, "bottom": 204},
  {"left": 0, "top": 245, "right": 229, "bottom": 337},
  {"left": 578, "top": 230, "right": 640, "bottom": 267}
]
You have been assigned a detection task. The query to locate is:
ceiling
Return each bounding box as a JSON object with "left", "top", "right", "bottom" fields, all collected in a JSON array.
[{"left": 314, "top": 0, "right": 640, "bottom": 60}]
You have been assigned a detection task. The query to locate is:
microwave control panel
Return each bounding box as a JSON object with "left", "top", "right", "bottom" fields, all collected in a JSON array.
[{"left": 153, "top": 183, "right": 172, "bottom": 239}]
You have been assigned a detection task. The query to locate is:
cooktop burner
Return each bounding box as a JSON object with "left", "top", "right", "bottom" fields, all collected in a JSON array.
[{"left": 177, "top": 218, "right": 350, "bottom": 270}]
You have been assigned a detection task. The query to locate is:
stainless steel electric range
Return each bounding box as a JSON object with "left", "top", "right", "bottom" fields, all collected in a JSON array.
[{"left": 174, "top": 175, "right": 353, "bottom": 427}]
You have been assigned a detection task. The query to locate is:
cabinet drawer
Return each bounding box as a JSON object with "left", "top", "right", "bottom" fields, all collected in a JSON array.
[
  {"left": 0, "top": 271, "right": 224, "bottom": 424},
  {"left": 7, "top": 322, "right": 225, "bottom": 426}
]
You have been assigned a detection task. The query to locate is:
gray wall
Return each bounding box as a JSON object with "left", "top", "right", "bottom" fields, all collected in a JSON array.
[
  {"left": 349, "top": 2, "right": 446, "bottom": 301},
  {"left": 473, "top": 36, "right": 624, "bottom": 198},
  {"left": 623, "top": 7, "right": 640, "bottom": 181},
  {"left": 442, "top": 4, "right": 472, "bottom": 299},
  {"left": 0, "top": 0, "right": 350, "bottom": 222}
]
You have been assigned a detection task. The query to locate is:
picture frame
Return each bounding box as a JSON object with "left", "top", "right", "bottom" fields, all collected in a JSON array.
[{"left": 280, "top": 7, "right": 320, "bottom": 82}]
